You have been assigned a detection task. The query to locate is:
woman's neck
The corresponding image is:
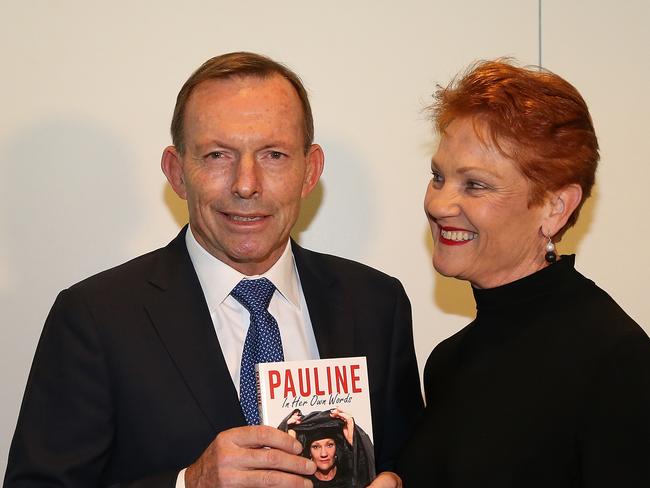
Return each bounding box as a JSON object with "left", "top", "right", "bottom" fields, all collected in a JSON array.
[{"left": 315, "top": 466, "right": 337, "bottom": 481}]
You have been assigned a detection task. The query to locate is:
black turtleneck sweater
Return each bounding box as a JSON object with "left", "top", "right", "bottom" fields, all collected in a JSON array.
[{"left": 397, "top": 256, "right": 650, "bottom": 487}]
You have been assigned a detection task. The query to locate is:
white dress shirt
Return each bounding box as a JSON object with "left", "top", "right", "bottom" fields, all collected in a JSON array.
[{"left": 176, "top": 227, "right": 320, "bottom": 487}]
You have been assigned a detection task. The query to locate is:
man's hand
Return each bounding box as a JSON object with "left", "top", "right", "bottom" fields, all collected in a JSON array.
[
  {"left": 368, "top": 471, "right": 403, "bottom": 488},
  {"left": 185, "top": 425, "right": 316, "bottom": 488}
]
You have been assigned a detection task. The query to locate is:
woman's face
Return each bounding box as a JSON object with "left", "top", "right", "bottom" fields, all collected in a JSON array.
[
  {"left": 310, "top": 438, "right": 336, "bottom": 472},
  {"left": 424, "top": 117, "right": 549, "bottom": 289}
]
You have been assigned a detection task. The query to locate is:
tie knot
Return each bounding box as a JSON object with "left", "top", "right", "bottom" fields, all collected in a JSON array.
[{"left": 231, "top": 278, "right": 276, "bottom": 313}]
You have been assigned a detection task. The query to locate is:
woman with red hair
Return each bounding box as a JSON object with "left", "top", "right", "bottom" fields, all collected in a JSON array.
[{"left": 397, "top": 60, "right": 650, "bottom": 487}]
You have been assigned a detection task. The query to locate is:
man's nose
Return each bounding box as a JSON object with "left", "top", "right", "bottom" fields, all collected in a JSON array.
[{"left": 231, "top": 154, "right": 260, "bottom": 199}]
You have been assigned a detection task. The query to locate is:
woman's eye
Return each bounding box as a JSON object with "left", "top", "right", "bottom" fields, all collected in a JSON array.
[
  {"left": 466, "top": 180, "right": 488, "bottom": 191},
  {"left": 430, "top": 170, "right": 444, "bottom": 184}
]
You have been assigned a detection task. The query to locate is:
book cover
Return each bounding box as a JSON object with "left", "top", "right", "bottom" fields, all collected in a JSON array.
[{"left": 257, "top": 357, "right": 375, "bottom": 487}]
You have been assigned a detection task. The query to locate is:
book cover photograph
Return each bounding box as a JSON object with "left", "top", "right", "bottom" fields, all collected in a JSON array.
[{"left": 257, "top": 357, "right": 375, "bottom": 487}]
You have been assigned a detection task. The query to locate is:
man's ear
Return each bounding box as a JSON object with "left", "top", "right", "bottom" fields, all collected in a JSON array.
[
  {"left": 301, "top": 144, "right": 325, "bottom": 198},
  {"left": 161, "top": 146, "right": 187, "bottom": 200},
  {"left": 542, "top": 183, "right": 583, "bottom": 237}
]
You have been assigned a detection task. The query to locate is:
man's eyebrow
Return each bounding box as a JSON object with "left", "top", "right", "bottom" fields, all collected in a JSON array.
[
  {"left": 256, "top": 141, "right": 299, "bottom": 153},
  {"left": 193, "top": 139, "right": 235, "bottom": 151},
  {"left": 192, "top": 139, "right": 296, "bottom": 154},
  {"left": 189, "top": 141, "right": 240, "bottom": 159}
]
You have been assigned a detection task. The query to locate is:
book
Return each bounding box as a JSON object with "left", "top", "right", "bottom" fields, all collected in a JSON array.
[{"left": 257, "top": 357, "right": 375, "bottom": 487}]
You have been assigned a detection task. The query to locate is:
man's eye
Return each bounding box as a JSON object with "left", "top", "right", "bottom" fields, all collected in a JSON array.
[
  {"left": 269, "top": 151, "right": 285, "bottom": 160},
  {"left": 206, "top": 151, "right": 225, "bottom": 160}
]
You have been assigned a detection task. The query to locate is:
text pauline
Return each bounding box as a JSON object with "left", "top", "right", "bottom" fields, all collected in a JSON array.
[{"left": 267, "top": 365, "right": 363, "bottom": 399}]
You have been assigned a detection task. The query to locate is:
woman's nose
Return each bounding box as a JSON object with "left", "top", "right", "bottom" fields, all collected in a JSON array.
[{"left": 424, "top": 181, "right": 460, "bottom": 220}]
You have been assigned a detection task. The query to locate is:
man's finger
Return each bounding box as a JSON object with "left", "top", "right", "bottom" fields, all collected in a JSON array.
[
  {"left": 367, "top": 472, "right": 403, "bottom": 488},
  {"left": 241, "top": 470, "right": 313, "bottom": 488},
  {"left": 243, "top": 447, "right": 316, "bottom": 475},
  {"left": 232, "top": 425, "right": 303, "bottom": 454}
]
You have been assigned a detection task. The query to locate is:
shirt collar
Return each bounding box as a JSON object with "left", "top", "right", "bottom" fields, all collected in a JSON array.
[{"left": 185, "top": 226, "right": 301, "bottom": 312}]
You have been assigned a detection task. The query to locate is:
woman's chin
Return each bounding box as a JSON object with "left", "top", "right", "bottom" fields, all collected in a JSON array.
[{"left": 432, "top": 259, "right": 462, "bottom": 280}]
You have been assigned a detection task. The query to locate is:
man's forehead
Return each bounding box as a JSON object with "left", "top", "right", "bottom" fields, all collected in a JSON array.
[
  {"left": 189, "top": 74, "right": 300, "bottom": 108},
  {"left": 183, "top": 74, "right": 306, "bottom": 147}
]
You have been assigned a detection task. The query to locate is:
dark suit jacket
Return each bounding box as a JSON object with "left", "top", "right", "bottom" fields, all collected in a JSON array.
[{"left": 5, "top": 228, "right": 423, "bottom": 487}]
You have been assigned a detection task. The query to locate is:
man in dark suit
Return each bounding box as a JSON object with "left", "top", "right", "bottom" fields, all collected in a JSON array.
[{"left": 5, "top": 52, "right": 423, "bottom": 488}]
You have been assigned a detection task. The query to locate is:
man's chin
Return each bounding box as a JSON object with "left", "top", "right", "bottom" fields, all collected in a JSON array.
[{"left": 222, "top": 242, "right": 287, "bottom": 275}]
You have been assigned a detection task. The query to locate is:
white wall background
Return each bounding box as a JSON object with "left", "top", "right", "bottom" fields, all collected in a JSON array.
[{"left": 1, "top": 0, "right": 648, "bottom": 475}]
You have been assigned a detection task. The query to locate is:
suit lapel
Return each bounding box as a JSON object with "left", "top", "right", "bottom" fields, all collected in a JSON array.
[
  {"left": 145, "top": 228, "right": 244, "bottom": 431},
  {"left": 292, "top": 241, "right": 356, "bottom": 359},
  {"left": 142, "top": 233, "right": 354, "bottom": 429}
]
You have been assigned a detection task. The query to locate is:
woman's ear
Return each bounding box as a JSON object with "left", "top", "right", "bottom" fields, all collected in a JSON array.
[{"left": 542, "top": 183, "right": 583, "bottom": 238}]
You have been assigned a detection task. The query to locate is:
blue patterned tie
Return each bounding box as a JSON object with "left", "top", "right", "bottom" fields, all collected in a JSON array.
[{"left": 231, "top": 278, "right": 284, "bottom": 425}]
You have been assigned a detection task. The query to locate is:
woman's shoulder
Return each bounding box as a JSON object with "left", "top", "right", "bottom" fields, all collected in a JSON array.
[
  {"left": 421, "top": 322, "right": 475, "bottom": 388},
  {"left": 565, "top": 269, "right": 647, "bottom": 341},
  {"left": 546, "top": 268, "right": 650, "bottom": 375}
]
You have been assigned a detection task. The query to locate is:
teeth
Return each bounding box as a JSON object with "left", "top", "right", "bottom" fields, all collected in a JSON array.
[
  {"left": 441, "top": 229, "right": 477, "bottom": 242},
  {"left": 231, "top": 215, "right": 262, "bottom": 222}
]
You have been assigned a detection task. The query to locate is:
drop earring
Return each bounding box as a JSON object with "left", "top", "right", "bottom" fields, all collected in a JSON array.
[{"left": 544, "top": 235, "right": 557, "bottom": 263}]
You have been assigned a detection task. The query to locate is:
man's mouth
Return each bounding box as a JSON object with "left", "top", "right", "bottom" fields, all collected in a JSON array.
[{"left": 229, "top": 215, "right": 264, "bottom": 222}]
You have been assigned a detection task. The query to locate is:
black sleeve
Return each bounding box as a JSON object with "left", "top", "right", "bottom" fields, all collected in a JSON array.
[
  {"left": 4, "top": 289, "right": 178, "bottom": 488},
  {"left": 375, "top": 279, "right": 424, "bottom": 472}
]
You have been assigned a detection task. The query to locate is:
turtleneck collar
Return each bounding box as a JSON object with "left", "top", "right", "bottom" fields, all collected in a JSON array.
[{"left": 472, "top": 255, "right": 582, "bottom": 314}]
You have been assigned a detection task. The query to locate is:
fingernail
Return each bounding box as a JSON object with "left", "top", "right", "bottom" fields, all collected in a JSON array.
[
  {"left": 293, "top": 440, "right": 303, "bottom": 454},
  {"left": 306, "top": 459, "right": 316, "bottom": 473}
]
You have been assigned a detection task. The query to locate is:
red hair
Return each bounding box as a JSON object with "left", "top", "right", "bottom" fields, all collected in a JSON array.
[{"left": 431, "top": 59, "right": 599, "bottom": 236}]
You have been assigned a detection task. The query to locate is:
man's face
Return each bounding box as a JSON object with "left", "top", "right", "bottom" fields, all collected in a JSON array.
[{"left": 162, "top": 74, "right": 323, "bottom": 275}]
